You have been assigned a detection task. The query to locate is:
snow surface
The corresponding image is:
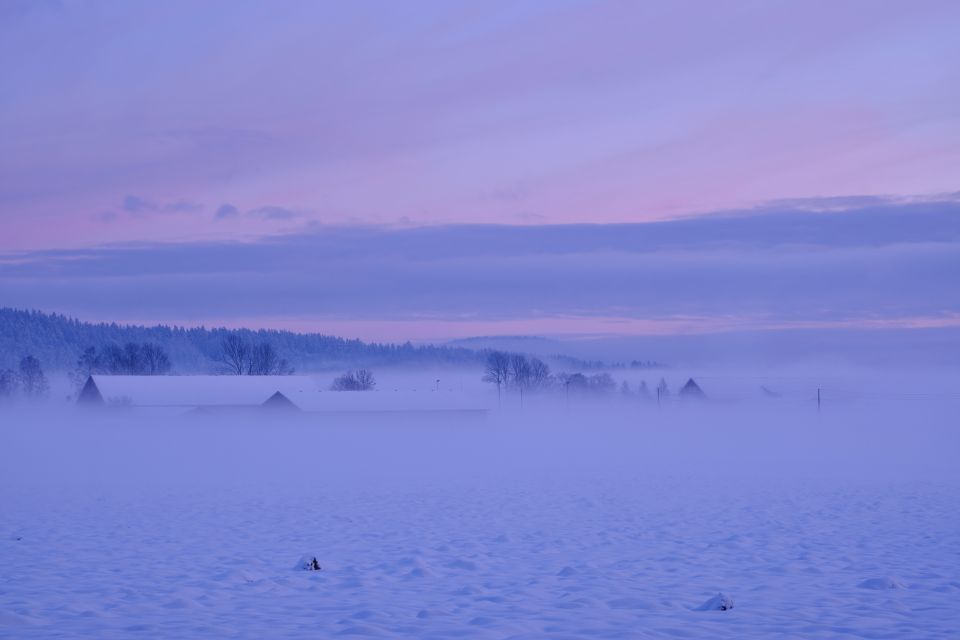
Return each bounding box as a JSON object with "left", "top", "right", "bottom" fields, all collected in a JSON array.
[{"left": 2, "top": 372, "right": 959, "bottom": 639}]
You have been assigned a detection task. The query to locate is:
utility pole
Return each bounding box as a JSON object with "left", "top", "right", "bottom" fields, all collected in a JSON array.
[{"left": 817, "top": 386, "right": 821, "bottom": 413}]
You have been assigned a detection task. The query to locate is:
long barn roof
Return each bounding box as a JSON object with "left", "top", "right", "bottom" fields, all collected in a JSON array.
[{"left": 79, "top": 375, "right": 318, "bottom": 407}]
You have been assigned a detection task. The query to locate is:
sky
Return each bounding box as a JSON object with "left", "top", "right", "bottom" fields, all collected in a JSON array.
[{"left": 1, "top": 1, "right": 959, "bottom": 341}]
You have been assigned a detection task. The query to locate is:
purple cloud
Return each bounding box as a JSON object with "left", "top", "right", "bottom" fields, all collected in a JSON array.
[
  {"left": 215, "top": 204, "right": 239, "bottom": 220},
  {"left": 3, "top": 197, "right": 958, "bottom": 339}
]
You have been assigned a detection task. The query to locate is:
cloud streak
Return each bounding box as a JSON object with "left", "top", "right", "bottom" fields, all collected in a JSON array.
[{"left": 3, "top": 198, "right": 958, "bottom": 339}]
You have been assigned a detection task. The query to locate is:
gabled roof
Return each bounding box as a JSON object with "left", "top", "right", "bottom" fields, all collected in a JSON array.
[
  {"left": 77, "top": 375, "right": 318, "bottom": 407},
  {"left": 262, "top": 391, "right": 300, "bottom": 411},
  {"left": 679, "top": 378, "right": 706, "bottom": 398},
  {"left": 77, "top": 376, "right": 104, "bottom": 404}
]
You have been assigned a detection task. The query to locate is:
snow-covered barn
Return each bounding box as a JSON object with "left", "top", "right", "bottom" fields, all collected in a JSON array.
[
  {"left": 75, "top": 375, "right": 487, "bottom": 419},
  {"left": 283, "top": 389, "right": 487, "bottom": 418},
  {"left": 76, "top": 375, "right": 318, "bottom": 413}
]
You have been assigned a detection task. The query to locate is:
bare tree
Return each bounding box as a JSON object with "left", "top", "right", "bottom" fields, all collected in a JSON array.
[
  {"left": 18, "top": 355, "right": 49, "bottom": 398},
  {"left": 75, "top": 343, "right": 172, "bottom": 378},
  {"left": 331, "top": 369, "right": 375, "bottom": 390},
  {"left": 247, "top": 342, "right": 293, "bottom": 375},
  {"left": 529, "top": 357, "right": 551, "bottom": 390},
  {"left": 216, "top": 335, "right": 250, "bottom": 375},
  {"left": 482, "top": 350, "right": 510, "bottom": 406},
  {"left": 509, "top": 354, "right": 532, "bottom": 406},
  {"left": 140, "top": 343, "right": 172, "bottom": 374}
]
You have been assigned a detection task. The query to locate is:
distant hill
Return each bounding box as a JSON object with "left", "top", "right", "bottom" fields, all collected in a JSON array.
[
  {"left": 448, "top": 336, "right": 565, "bottom": 354},
  {"left": 449, "top": 335, "right": 661, "bottom": 370},
  {"left": 0, "top": 308, "right": 481, "bottom": 373}
]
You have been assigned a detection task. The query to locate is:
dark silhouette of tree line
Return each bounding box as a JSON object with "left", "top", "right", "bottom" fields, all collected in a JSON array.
[
  {"left": 0, "top": 307, "right": 482, "bottom": 373},
  {"left": 482, "top": 350, "right": 669, "bottom": 405},
  {"left": 482, "top": 351, "right": 554, "bottom": 406}
]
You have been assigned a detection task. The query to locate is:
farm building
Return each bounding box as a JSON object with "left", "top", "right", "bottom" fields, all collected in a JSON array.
[
  {"left": 283, "top": 389, "right": 488, "bottom": 419},
  {"left": 679, "top": 378, "right": 706, "bottom": 399},
  {"left": 76, "top": 375, "right": 318, "bottom": 413},
  {"left": 76, "top": 375, "right": 487, "bottom": 419}
]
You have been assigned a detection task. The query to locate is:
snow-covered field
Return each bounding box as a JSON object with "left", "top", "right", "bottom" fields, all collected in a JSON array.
[{"left": 2, "top": 376, "right": 959, "bottom": 639}]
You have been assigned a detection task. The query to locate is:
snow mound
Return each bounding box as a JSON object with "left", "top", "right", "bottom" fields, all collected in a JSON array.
[
  {"left": 858, "top": 576, "right": 905, "bottom": 590},
  {"left": 696, "top": 592, "right": 734, "bottom": 611},
  {"left": 295, "top": 555, "right": 322, "bottom": 571}
]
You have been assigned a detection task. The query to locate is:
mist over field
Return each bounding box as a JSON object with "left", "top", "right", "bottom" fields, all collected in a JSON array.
[{"left": 3, "top": 364, "right": 960, "bottom": 638}]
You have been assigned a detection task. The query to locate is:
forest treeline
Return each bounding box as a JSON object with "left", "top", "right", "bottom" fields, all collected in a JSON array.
[
  {"left": 0, "top": 308, "right": 481, "bottom": 373},
  {"left": 0, "top": 309, "right": 657, "bottom": 382}
]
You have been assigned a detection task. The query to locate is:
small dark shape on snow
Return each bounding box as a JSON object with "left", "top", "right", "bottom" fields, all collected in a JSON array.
[
  {"left": 679, "top": 378, "right": 706, "bottom": 399},
  {"left": 761, "top": 385, "right": 781, "bottom": 398},
  {"left": 696, "top": 592, "right": 734, "bottom": 611},
  {"left": 296, "top": 555, "right": 322, "bottom": 571}
]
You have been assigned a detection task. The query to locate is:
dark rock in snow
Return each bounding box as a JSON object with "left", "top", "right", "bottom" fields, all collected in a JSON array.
[{"left": 296, "top": 555, "right": 322, "bottom": 571}]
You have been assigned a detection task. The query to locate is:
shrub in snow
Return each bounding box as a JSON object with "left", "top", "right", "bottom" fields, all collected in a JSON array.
[
  {"left": 331, "top": 369, "right": 376, "bottom": 391},
  {"left": 858, "top": 576, "right": 905, "bottom": 590},
  {"left": 696, "top": 593, "right": 734, "bottom": 611},
  {"left": 295, "top": 555, "right": 322, "bottom": 571}
]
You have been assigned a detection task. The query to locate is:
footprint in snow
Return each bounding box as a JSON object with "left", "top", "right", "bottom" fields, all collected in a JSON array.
[{"left": 858, "top": 576, "right": 905, "bottom": 590}]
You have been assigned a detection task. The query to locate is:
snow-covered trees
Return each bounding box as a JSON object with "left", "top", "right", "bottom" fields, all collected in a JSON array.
[
  {"left": 0, "top": 308, "right": 481, "bottom": 372},
  {"left": 0, "top": 368, "right": 18, "bottom": 398}
]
